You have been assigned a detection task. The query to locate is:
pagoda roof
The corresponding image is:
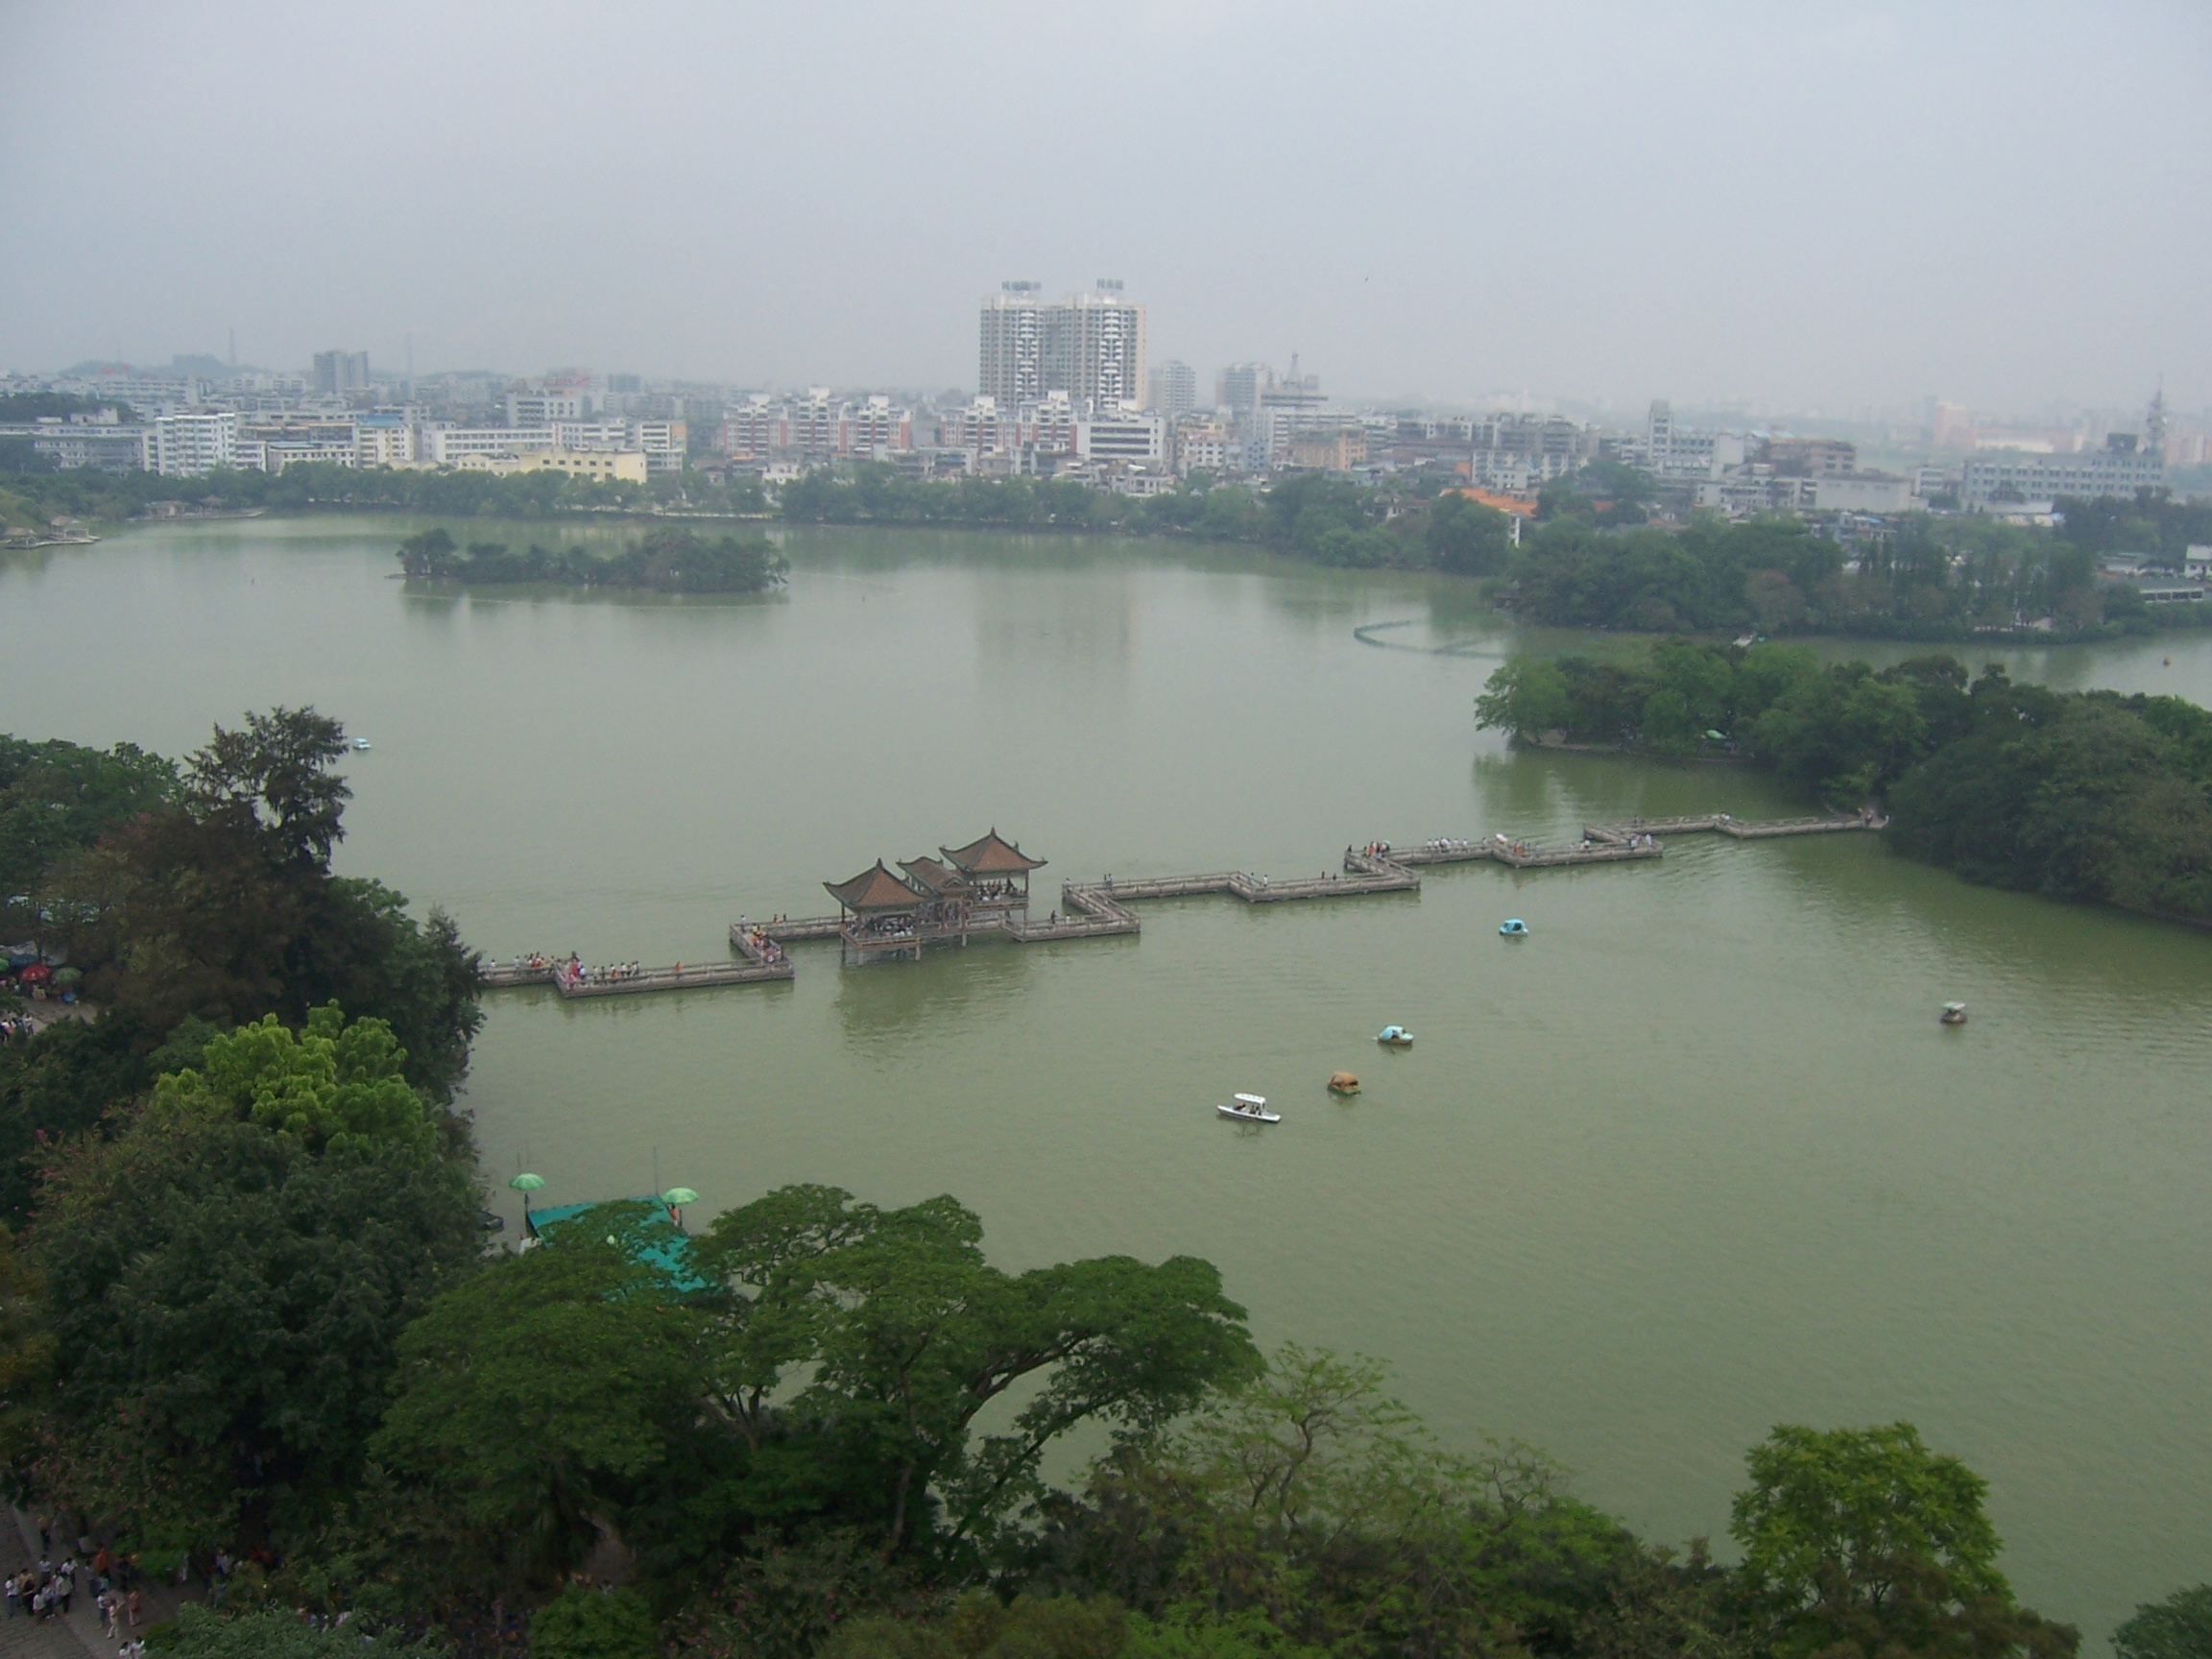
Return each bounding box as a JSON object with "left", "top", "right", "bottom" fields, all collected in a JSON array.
[
  {"left": 898, "top": 856, "right": 972, "bottom": 896},
  {"left": 824, "top": 861, "right": 925, "bottom": 911},
  {"left": 940, "top": 829, "right": 1046, "bottom": 874}
]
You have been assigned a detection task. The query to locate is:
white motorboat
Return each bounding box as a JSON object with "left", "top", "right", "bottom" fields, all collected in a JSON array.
[
  {"left": 1217, "top": 1092, "right": 1280, "bottom": 1124},
  {"left": 351, "top": 738, "right": 373, "bottom": 751}
]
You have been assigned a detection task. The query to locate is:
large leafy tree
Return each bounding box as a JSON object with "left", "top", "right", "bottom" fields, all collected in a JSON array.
[
  {"left": 1026, "top": 1345, "right": 1630, "bottom": 1659},
  {"left": 28, "top": 1008, "right": 481, "bottom": 1549},
  {"left": 692, "top": 1185, "right": 1260, "bottom": 1560},
  {"left": 1730, "top": 1423, "right": 2076, "bottom": 1659},
  {"left": 373, "top": 1184, "right": 1257, "bottom": 1605},
  {"left": 41, "top": 708, "right": 480, "bottom": 1098},
  {"left": 1425, "top": 493, "right": 1514, "bottom": 576},
  {"left": 372, "top": 1210, "right": 703, "bottom": 1588},
  {"left": 2112, "top": 1584, "right": 2212, "bottom": 1659},
  {"left": 0, "top": 733, "right": 177, "bottom": 931}
]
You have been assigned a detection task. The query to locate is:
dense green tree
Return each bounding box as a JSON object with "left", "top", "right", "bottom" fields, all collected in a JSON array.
[
  {"left": 690, "top": 1185, "right": 1260, "bottom": 1562},
  {"left": 2112, "top": 1584, "right": 2212, "bottom": 1659},
  {"left": 1499, "top": 504, "right": 2163, "bottom": 639},
  {"left": 30, "top": 1011, "right": 482, "bottom": 1548},
  {"left": 0, "top": 733, "right": 177, "bottom": 923},
  {"left": 42, "top": 709, "right": 480, "bottom": 1097},
  {"left": 1730, "top": 1423, "right": 2075, "bottom": 1659},
  {"left": 1425, "top": 493, "right": 1514, "bottom": 575},
  {"left": 530, "top": 1586, "right": 663, "bottom": 1659},
  {"left": 1025, "top": 1345, "right": 1629, "bottom": 1659},
  {"left": 155, "top": 1002, "right": 440, "bottom": 1157},
  {"left": 156, "top": 1605, "right": 443, "bottom": 1659},
  {"left": 397, "top": 527, "right": 785, "bottom": 592},
  {"left": 1887, "top": 685, "right": 2212, "bottom": 918},
  {"left": 1749, "top": 665, "right": 1928, "bottom": 801},
  {"left": 372, "top": 1212, "right": 702, "bottom": 1585}
]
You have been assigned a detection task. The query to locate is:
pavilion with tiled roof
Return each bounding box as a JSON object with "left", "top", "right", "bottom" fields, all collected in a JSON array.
[
  {"left": 824, "top": 861, "right": 930, "bottom": 962},
  {"left": 825, "top": 860, "right": 926, "bottom": 912},
  {"left": 941, "top": 830, "right": 1046, "bottom": 877},
  {"left": 820, "top": 834, "right": 1048, "bottom": 963},
  {"left": 939, "top": 830, "right": 1045, "bottom": 926}
]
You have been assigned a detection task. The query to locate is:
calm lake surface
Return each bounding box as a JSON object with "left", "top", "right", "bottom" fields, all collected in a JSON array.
[{"left": 7, "top": 516, "right": 2210, "bottom": 1635}]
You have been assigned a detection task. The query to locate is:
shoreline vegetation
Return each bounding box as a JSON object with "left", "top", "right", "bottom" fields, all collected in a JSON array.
[
  {"left": 2, "top": 712, "right": 2206, "bottom": 1657},
  {"left": 5, "top": 449, "right": 2211, "bottom": 644},
  {"left": 1477, "top": 639, "right": 2212, "bottom": 926},
  {"left": 396, "top": 525, "right": 786, "bottom": 594}
]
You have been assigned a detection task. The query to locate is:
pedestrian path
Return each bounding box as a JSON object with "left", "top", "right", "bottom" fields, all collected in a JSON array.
[{"left": 3, "top": 1513, "right": 195, "bottom": 1659}]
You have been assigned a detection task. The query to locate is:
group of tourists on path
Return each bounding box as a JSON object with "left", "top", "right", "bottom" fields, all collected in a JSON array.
[
  {"left": 6, "top": 1545, "right": 144, "bottom": 1637},
  {"left": 735, "top": 924, "right": 784, "bottom": 965}
]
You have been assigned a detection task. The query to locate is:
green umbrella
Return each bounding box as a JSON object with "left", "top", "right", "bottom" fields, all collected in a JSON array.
[
  {"left": 509, "top": 1171, "right": 546, "bottom": 1242},
  {"left": 661, "top": 1188, "right": 699, "bottom": 1207}
]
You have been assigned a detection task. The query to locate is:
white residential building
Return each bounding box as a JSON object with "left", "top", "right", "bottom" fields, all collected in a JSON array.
[
  {"left": 1960, "top": 443, "right": 2164, "bottom": 509},
  {"left": 838, "top": 397, "right": 909, "bottom": 460},
  {"left": 152, "top": 410, "right": 237, "bottom": 475},
  {"left": 628, "top": 419, "right": 686, "bottom": 474},
  {"left": 1172, "top": 421, "right": 1236, "bottom": 476},
  {"left": 1813, "top": 474, "right": 1914, "bottom": 513},
  {"left": 265, "top": 440, "right": 360, "bottom": 471},
  {"left": 425, "top": 427, "right": 560, "bottom": 464},
  {"left": 0, "top": 421, "right": 153, "bottom": 471},
  {"left": 356, "top": 423, "right": 418, "bottom": 467},
  {"left": 1076, "top": 408, "right": 1166, "bottom": 467},
  {"left": 506, "top": 391, "right": 586, "bottom": 426}
]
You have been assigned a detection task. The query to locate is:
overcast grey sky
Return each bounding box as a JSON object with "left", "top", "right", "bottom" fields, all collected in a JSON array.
[{"left": 3, "top": 1, "right": 2206, "bottom": 415}]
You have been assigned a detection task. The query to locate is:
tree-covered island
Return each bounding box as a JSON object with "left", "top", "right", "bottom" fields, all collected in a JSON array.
[
  {"left": 397, "top": 526, "right": 787, "bottom": 594},
  {"left": 1477, "top": 640, "right": 2212, "bottom": 924}
]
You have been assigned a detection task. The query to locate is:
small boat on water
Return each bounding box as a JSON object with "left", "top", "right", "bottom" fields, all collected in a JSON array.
[
  {"left": 1376, "top": 1025, "right": 1413, "bottom": 1047},
  {"left": 1939, "top": 1001, "right": 1968, "bottom": 1026},
  {"left": 1328, "top": 1070, "right": 1360, "bottom": 1094},
  {"left": 351, "top": 738, "right": 373, "bottom": 751},
  {"left": 1499, "top": 918, "right": 1529, "bottom": 937},
  {"left": 1217, "top": 1092, "right": 1280, "bottom": 1124}
]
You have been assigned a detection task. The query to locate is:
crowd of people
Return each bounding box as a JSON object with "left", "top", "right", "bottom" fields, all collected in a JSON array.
[
  {"left": 555, "top": 956, "right": 648, "bottom": 988},
  {"left": 1, "top": 1010, "right": 39, "bottom": 1044},
  {"left": 733, "top": 923, "right": 785, "bottom": 965},
  {"left": 6, "top": 1542, "right": 147, "bottom": 1640}
]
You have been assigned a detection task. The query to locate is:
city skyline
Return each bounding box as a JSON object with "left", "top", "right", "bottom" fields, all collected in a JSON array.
[{"left": 3, "top": 2, "right": 2207, "bottom": 414}]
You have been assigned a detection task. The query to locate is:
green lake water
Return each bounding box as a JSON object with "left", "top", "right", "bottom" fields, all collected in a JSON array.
[{"left": 5, "top": 517, "right": 2209, "bottom": 1635}]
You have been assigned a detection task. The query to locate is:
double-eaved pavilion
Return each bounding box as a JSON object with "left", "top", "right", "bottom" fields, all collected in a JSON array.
[{"left": 824, "top": 830, "right": 1046, "bottom": 964}]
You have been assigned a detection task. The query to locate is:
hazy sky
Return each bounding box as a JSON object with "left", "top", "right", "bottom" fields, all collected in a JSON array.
[{"left": 4, "top": 1, "right": 2207, "bottom": 415}]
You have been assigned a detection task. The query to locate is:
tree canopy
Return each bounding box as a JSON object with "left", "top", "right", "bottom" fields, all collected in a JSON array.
[
  {"left": 397, "top": 526, "right": 786, "bottom": 593},
  {"left": 2111, "top": 1583, "right": 2212, "bottom": 1659},
  {"left": 30, "top": 1007, "right": 482, "bottom": 1547}
]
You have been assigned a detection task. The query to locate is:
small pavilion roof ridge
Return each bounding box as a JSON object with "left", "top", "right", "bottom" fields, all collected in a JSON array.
[
  {"left": 941, "top": 827, "right": 1046, "bottom": 874},
  {"left": 825, "top": 859, "right": 926, "bottom": 911},
  {"left": 898, "top": 855, "right": 972, "bottom": 895}
]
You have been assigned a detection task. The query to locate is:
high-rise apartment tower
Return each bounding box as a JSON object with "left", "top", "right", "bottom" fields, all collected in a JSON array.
[
  {"left": 1147, "top": 359, "right": 1196, "bottom": 417},
  {"left": 978, "top": 280, "right": 1146, "bottom": 410},
  {"left": 312, "top": 349, "right": 371, "bottom": 396}
]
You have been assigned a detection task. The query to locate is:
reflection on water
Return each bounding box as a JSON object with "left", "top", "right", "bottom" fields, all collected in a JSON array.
[
  {"left": 830, "top": 935, "right": 1046, "bottom": 1047},
  {"left": 3, "top": 517, "right": 2210, "bottom": 1640}
]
